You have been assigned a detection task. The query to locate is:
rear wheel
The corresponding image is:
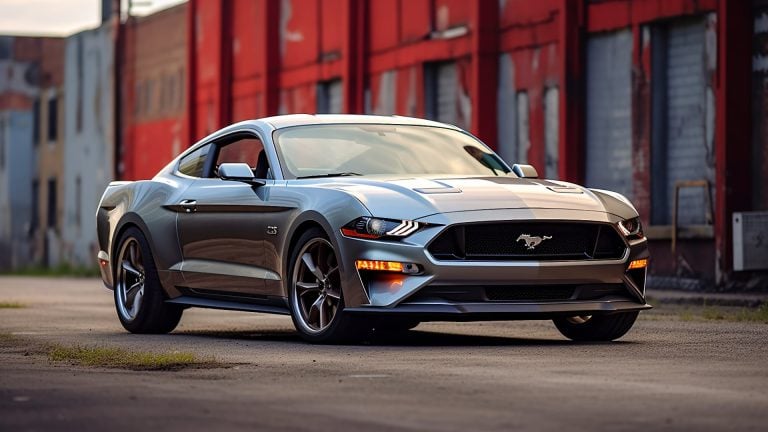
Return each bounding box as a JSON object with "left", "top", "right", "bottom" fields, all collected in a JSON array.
[
  {"left": 113, "top": 227, "right": 183, "bottom": 334},
  {"left": 288, "top": 228, "right": 369, "bottom": 344},
  {"left": 553, "top": 312, "right": 638, "bottom": 341}
]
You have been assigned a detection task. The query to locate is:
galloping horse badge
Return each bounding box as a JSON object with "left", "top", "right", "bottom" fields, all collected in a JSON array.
[{"left": 516, "top": 234, "right": 552, "bottom": 250}]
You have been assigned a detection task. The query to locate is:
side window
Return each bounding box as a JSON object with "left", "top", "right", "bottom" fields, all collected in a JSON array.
[
  {"left": 178, "top": 144, "right": 211, "bottom": 177},
  {"left": 213, "top": 136, "right": 270, "bottom": 179}
]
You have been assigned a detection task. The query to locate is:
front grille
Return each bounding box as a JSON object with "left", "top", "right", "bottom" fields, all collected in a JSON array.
[
  {"left": 427, "top": 222, "right": 626, "bottom": 261},
  {"left": 485, "top": 285, "right": 575, "bottom": 301}
]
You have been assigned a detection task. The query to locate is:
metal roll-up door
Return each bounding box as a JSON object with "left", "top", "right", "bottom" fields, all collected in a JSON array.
[
  {"left": 317, "top": 79, "right": 343, "bottom": 114},
  {"left": 585, "top": 29, "right": 633, "bottom": 199},
  {"left": 436, "top": 62, "right": 458, "bottom": 125},
  {"left": 754, "top": 2, "right": 768, "bottom": 210},
  {"left": 660, "top": 17, "right": 715, "bottom": 225}
]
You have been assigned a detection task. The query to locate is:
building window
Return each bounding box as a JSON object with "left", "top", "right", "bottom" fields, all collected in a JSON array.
[
  {"left": 30, "top": 180, "right": 39, "bottom": 237},
  {"left": 32, "top": 98, "right": 40, "bottom": 145},
  {"left": 47, "top": 95, "right": 58, "bottom": 142},
  {"left": 0, "top": 116, "right": 5, "bottom": 170},
  {"left": 47, "top": 178, "right": 57, "bottom": 230},
  {"left": 75, "top": 176, "right": 82, "bottom": 230},
  {"left": 76, "top": 35, "right": 84, "bottom": 133}
]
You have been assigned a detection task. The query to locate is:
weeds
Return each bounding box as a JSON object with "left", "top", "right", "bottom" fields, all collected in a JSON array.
[{"left": 48, "top": 345, "right": 219, "bottom": 371}]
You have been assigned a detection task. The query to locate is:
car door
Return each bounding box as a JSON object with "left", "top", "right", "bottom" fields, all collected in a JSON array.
[{"left": 176, "top": 131, "right": 280, "bottom": 298}]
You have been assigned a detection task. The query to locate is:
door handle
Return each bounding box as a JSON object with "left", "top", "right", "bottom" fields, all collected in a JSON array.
[{"left": 179, "top": 199, "right": 197, "bottom": 213}]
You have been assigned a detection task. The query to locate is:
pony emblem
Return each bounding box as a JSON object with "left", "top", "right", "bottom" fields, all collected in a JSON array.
[{"left": 516, "top": 234, "right": 552, "bottom": 250}]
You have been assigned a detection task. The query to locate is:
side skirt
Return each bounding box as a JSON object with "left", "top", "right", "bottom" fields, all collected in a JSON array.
[{"left": 166, "top": 296, "right": 291, "bottom": 315}]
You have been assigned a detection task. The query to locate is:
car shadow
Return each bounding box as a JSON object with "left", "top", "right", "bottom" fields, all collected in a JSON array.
[{"left": 174, "top": 328, "right": 636, "bottom": 347}]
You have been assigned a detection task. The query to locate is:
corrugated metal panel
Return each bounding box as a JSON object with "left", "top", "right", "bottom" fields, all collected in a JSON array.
[
  {"left": 585, "top": 29, "right": 633, "bottom": 200},
  {"left": 317, "top": 79, "right": 343, "bottom": 114},
  {"left": 664, "top": 18, "right": 714, "bottom": 225},
  {"left": 753, "top": 6, "right": 768, "bottom": 210},
  {"left": 496, "top": 53, "right": 517, "bottom": 165},
  {"left": 436, "top": 62, "right": 458, "bottom": 125},
  {"left": 516, "top": 91, "right": 530, "bottom": 164},
  {"left": 372, "top": 70, "right": 397, "bottom": 115},
  {"left": 544, "top": 86, "right": 559, "bottom": 179}
]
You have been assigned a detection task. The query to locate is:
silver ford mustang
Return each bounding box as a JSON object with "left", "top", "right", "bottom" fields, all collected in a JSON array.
[{"left": 96, "top": 114, "right": 650, "bottom": 343}]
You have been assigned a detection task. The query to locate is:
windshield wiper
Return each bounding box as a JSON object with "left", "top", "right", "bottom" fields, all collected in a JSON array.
[{"left": 296, "top": 172, "right": 363, "bottom": 179}]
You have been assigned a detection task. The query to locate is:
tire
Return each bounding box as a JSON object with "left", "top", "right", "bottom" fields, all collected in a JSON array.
[
  {"left": 287, "top": 227, "right": 369, "bottom": 344},
  {"left": 553, "top": 311, "right": 639, "bottom": 342},
  {"left": 113, "top": 226, "right": 183, "bottom": 334}
]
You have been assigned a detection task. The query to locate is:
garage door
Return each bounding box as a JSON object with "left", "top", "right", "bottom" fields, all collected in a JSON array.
[
  {"left": 754, "top": 2, "right": 768, "bottom": 210},
  {"left": 585, "top": 29, "right": 633, "bottom": 200},
  {"left": 317, "top": 79, "right": 343, "bottom": 114},
  {"left": 652, "top": 17, "right": 715, "bottom": 225}
]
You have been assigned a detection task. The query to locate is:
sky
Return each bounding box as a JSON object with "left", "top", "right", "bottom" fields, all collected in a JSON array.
[{"left": 0, "top": 0, "right": 186, "bottom": 36}]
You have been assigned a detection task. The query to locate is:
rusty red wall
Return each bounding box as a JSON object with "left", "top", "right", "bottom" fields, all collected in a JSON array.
[
  {"left": 123, "top": 3, "right": 188, "bottom": 181},
  {"left": 177, "top": 0, "right": 758, "bottom": 284}
]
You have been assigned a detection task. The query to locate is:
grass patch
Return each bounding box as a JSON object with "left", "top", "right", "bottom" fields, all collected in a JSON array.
[
  {"left": 678, "top": 310, "right": 695, "bottom": 322},
  {"left": 670, "top": 303, "right": 768, "bottom": 324},
  {"left": 2, "top": 264, "right": 100, "bottom": 278},
  {"left": 0, "top": 301, "right": 25, "bottom": 309},
  {"left": 48, "top": 345, "right": 220, "bottom": 371}
]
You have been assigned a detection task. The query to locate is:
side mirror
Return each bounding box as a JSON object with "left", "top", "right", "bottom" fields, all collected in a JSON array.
[
  {"left": 512, "top": 164, "right": 538, "bottom": 179},
  {"left": 218, "top": 163, "right": 265, "bottom": 187}
]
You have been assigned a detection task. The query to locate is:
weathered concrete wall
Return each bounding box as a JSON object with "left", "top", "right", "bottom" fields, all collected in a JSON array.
[
  {"left": 0, "top": 111, "right": 35, "bottom": 270},
  {"left": 62, "top": 24, "right": 114, "bottom": 266},
  {"left": 0, "top": 36, "right": 61, "bottom": 270}
]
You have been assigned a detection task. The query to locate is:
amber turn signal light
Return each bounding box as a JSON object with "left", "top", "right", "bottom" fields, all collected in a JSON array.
[
  {"left": 355, "top": 260, "right": 404, "bottom": 272},
  {"left": 628, "top": 258, "right": 648, "bottom": 270}
]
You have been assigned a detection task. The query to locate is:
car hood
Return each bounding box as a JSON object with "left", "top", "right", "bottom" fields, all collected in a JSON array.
[{"left": 305, "top": 176, "right": 638, "bottom": 221}]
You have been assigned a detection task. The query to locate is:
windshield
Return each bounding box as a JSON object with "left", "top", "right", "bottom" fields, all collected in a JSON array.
[{"left": 273, "top": 124, "right": 511, "bottom": 179}]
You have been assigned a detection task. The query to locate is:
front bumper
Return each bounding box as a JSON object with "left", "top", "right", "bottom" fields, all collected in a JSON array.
[
  {"left": 334, "top": 208, "right": 650, "bottom": 313},
  {"left": 97, "top": 250, "right": 113, "bottom": 289},
  {"left": 346, "top": 298, "right": 651, "bottom": 321}
]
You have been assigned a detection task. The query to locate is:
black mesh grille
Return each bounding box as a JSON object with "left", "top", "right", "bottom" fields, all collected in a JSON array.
[
  {"left": 405, "top": 284, "right": 629, "bottom": 303},
  {"left": 427, "top": 222, "right": 626, "bottom": 261},
  {"left": 485, "top": 285, "right": 575, "bottom": 301}
]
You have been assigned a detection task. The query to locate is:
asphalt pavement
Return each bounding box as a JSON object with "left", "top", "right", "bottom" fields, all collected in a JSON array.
[{"left": 1, "top": 276, "right": 767, "bottom": 431}]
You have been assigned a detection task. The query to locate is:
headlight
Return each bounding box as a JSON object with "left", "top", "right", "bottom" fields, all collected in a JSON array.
[
  {"left": 341, "top": 217, "right": 421, "bottom": 240},
  {"left": 618, "top": 217, "right": 643, "bottom": 238}
]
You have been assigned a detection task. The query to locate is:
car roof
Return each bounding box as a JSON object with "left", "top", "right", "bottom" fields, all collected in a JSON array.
[{"left": 255, "top": 114, "right": 462, "bottom": 131}]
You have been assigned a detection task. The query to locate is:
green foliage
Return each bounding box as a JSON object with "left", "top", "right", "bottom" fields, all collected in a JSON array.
[{"left": 2, "top": 264, "right": 100, "bottom": 277}]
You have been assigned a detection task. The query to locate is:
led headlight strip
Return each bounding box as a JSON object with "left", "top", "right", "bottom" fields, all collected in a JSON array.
[{"left": 385, "top": 220, "right": 419, "bottom": 236}]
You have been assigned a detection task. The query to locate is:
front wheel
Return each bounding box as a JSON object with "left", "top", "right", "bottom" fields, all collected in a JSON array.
[
  {"left": 287, "top": 228, "right": 369, "bottom": 344},
  {"left": 113, "top": 227, "right": 183, "bottom": 334},
  {"left": 553, "top": 311, "right": 639, "bottom": 342}
]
